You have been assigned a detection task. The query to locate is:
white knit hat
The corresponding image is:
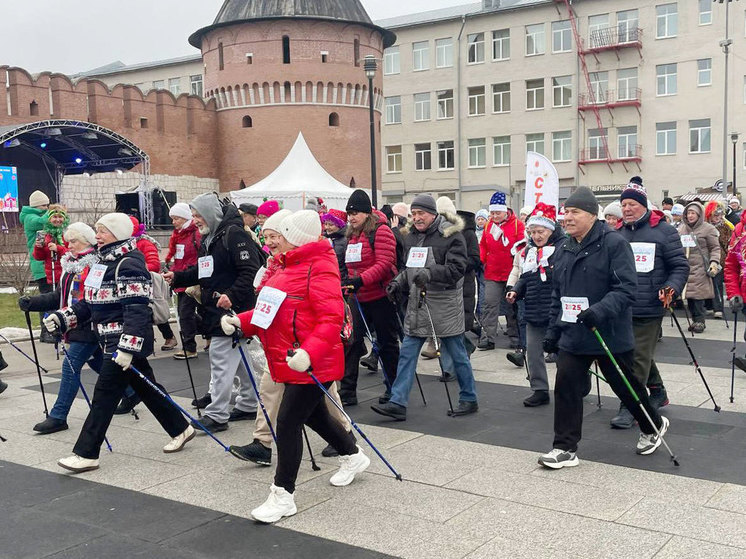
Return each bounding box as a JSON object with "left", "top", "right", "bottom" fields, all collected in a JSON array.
[
  {"left": 96, "top": 213, "right": 133, "bottom": 241},
  {"left": 436, "top": 196, "right": 457, "bottom": 215},
  {"left": 603, "top": 201, "right": 622, "bottom": 219},
  {"left": 64, "top": 222, "right": 97, "bottom": 246},
  {"left": 169, "top": 202, "right": 192, "bottom": 221},
  {"left": 29, "top": 190, "right": 50, "bottom": 208},
  {"left": 262, "top": 209, "right": 292, "bottom": 233},
  {"left": 280, "top": 210, "right": 321, "bottom": 247}
]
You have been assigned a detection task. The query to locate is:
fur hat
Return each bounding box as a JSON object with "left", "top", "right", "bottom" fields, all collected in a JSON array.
[
  {"left": 436, "top": 196, "right": 457, "bottom": 215},
  {"left": 63, "top": 222, "right": 97, "bottom": 246},
  {"left": 169, "top": 202, "right": 192, "bottom": 221},
  {"left": 603, "top": 201, "right": 623, "bottom": 219},
  {"left": 262, "top": 209, "right": 292, "bottom": 234},
  {"left": 346, "top": 189, "right": 372, "bottom": 214},
  {"left": 280, "top": 210, "right": 322, "bottom": 247},
  {"left": 257, "top": 200, "right": 280, "bottom": 217},
  {"left": 29, "top": 190, "right": 50, "bottom": 208},
  {"left": 96, "top": 213, "right": 134, "bottom": 241},
  {"left": 489, "top": 191, "right": 507, "bottom": 212},
  {"left": 321, "top": 209, "right": 347, "bottom": 229},
  {"left": 526, "top": 203, "right": 556, "bottom": 231}
]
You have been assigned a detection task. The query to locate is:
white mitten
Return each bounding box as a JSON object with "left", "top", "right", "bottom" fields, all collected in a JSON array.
[
  {"left": 43, "top": 314, "right": 61, "bottom": 334},
  {"left": 286, "top": 349, "right": 311, "bottom": 372},
  {"left": 221, "top": 314, "right": 242, "bottom": 336},
  {"left": 113, "top": 351, "right": 133, "bottom": 370}
]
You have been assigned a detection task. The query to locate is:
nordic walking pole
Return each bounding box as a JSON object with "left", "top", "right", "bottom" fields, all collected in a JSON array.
[
  {"left": 591, "top": 327, "right": 680, "bottom": 467},
  {"left": 594, "top": 361, "right": 602, "bottom": 409},
  {"left": 24, "top": 311, "right": 49, "bottom": 417},
  {"left": 714, "top": 280, "right": 729, "bottom": 329},
  {"left": 178, "top": 331, "right": 201, "bottom": 418},
  {"left": 302, "top": 426, "right": 321, "bottom": 471},
  {"left": 50, "top": 257, "right": 60, "bottom": 361},
  {"left": 117, "top": 354, "right": 230, "bottom": 451},
  {"left": 421, "top": 290, "right": 454, "bottom": 416},
  {"left": 232, "top": 333, "right": 277, "bottom": 444},
  {"left": 0, "top": 333, "right": 50, "bottom": 374},
  {"left": 668, "top": 308, "right": 721, "bottom": 412},
  {"left": 394, "top": 310, "right": 426, "bottom": 406},
  {"left": 731, "top": 309, "right": 738, "bottom": 404},
  {"left": 289, "top": 350, "right": 402, "bottom": 482}
]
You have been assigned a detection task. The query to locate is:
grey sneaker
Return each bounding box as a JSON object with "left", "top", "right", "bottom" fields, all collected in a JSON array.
[
  {"left": 538, "top": 448, "right": 579, "bottom": 469},
  {"left": 610, "top": 403, "right": 636, "bottom": 429},
  {"left": 636, "top": 416, "right": 670, "bottom": 455}
]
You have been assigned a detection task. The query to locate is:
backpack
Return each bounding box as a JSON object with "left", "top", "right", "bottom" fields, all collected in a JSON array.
[
  {"left": 368, "top": 223, "right": 405, "bottom": 272},
  {"left": 115, "top": 258, "right": 172, "bottom": 325}
]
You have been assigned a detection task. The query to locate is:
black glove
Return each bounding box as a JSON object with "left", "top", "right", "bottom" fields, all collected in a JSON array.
[
  {"left": 18, "top": 296, "right": 32, "bottom": 312},
  {"left": 576, "top": 308, "right": 599, "bottom": 330},
  {"left": 386, "top": 281, "right": 401, "bottom": 304},
  {"left": 542, "top": 337, "right": 559, "bottom": 354},
  {"left": 413, "top": 270, "right": 431, "bottom": 289},
  {"left": 346, "top": 276, "right": 364, "bottom": 293}
]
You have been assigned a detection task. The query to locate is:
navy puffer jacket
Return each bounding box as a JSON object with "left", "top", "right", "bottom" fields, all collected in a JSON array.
[{"left": 617, "top": 210, "right": 690, "bottom": 318}]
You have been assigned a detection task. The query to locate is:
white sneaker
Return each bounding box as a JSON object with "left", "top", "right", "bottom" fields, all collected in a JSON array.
[
  {"left": 163, "top": 425, "right": 195, "bottom": 453},
  {"left": 538, "top": 448, "right": 579, "bottom": 469},
  {"left": 329, "top": 446, "right": 370, "bottom": 487},
  {"left": 58, "top": 454, "right": 100, "bottom": 473},
  {"left": 637, "top": 416, "right": 670, "bottom": 455},
  {"left": 251, "top": 484, "right": 297, "bottom": 523}
]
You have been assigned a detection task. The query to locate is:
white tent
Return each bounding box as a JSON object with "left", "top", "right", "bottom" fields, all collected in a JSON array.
[{"left": 230, "top": 132, "right": 364, "bottom": 211}]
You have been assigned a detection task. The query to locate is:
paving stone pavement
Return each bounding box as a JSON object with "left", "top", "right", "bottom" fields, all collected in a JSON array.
[{"left": 1, "top": 311, "right": 746, "bottom": 558}]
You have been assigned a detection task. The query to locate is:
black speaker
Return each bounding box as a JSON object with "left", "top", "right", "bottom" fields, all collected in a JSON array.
[
  {"left": 152, "top": 189, "right": 177, "bottom": 229},
  {"left": 115, "top": 193, "right": 141, "bottom": 222}
]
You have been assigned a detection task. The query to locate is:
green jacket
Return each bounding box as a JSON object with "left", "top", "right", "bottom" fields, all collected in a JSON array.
[{"left": 19, "top": 206, "right": 49, "bottom": 280}]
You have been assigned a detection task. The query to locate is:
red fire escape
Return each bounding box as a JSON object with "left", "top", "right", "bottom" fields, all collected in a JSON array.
[{"left": 556, "top": 0, "right": 643, "bottom": 173}]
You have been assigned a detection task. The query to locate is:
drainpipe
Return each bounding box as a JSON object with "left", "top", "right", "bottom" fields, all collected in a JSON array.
[{"left": 456, "top": 14, "right": 467, "bottom": 207}]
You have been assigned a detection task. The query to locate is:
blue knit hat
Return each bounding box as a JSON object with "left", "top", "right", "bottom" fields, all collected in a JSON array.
[
  {"left": 489, "top": 191, "right": 507, "bottom": 212},
  {"left": 476, "top": 209, "right": 489, "bottom": 221}
]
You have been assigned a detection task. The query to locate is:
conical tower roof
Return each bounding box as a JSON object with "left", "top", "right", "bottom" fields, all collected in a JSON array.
[{"left": 189, "top": 0, "right": 395, "bottom": 48}]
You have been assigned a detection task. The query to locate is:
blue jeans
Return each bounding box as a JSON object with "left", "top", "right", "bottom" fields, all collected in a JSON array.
[
  {"left": 50, "top": 342, "right": 104, "bottom": 421},
  {"left": 390, "top": 335, "right": 478, "bottom": 408}
]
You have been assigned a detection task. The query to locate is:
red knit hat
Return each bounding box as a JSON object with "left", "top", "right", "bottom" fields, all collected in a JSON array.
[
  {"left": 526, "top": 203, "right": 556, "bottom": 231},
  {"left": 321, "top": 208, "right": 347, "bottom": 229}
]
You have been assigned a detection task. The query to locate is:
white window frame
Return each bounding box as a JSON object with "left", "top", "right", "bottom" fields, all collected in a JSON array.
[
  {"left": 656, "top": 3, "right": 678, "bottom": 39},
  {"left": 467, "top": 33, "right": 485, "bottom": 64},
  {"left": 435, "top": 38, "right": 453, "bottom": 68},
  {"left": 190, "top": 75, "right": 203, "bottom": 97},
  {"left": 437, "top": 140, "right": 455, "bottom": 170},
  {"left": 492, "top": 82, "right": 511, "bottom": 113},
  {"left": 413, "top": 93, "right": 431, "bottom": 121},
  {"left": 437, "top": 90, "right": 454, "bottom": 119},
  {"left": 384, "top": 46, "right": 400, "bottom": 75},
  {"left": 552, "top": 21, "right": 572, "bottom": 53},
  {"left": 492, "top": 29, "right": 510, "bottom": 61},
  {"left": 689, "top": 119, "right": 711, "bottom": 154},
  {"left": 468, "top": 86, "right": 486, "bottom": 116},
  {"left": 656, "top": 63, "right": 677, "bottom": 96},
  {"left": 492, "top": 136, "right": 511, "bottom": 166},
  {"left": 412, "top": 41, "right": 430, "bottom": 71},
  {"left": 617, "top": 126, "right": 638, "bottom": 159},
  {"left": 588, "top": 14, "right": 610, "bottom": 49},
  {"left": 699, "top": 0, "right": 712, "bottom": 26},
  {"left": 552, "top": 76, "right": 572, "bottom": 107},
  {"left": 526, "top": 79, "right": 544, "bottom": 110},
  {"left": 617, "top": 9, "right": 639, "bottom": 44},
  {"left": 415, "top": 143, "right": 432, "bottom": 171},
  {"left": 168, "top": 78, "right": 181, "bottom": 95},
  {"left": 588, "top": 129, "right": 607, "bottom": 160},
  {"left": 468, "top": 138, "right": 487, "bottom": 168},
  {"left": 152, "top": 80, "right": 165, "bottom": 90},
  {"left": 384, "top": 96, "right": 401, "bottom": 124},
  {"left": 386, "top": 146, "right": 402, "bottom": 173},
  {"left": 526, "top": 133, "right": 545, "bottom": 155},
  {"left": 525, "top": 23, "right": 546, "bottom": 56},
  {"left": 656, "top": 121, "right": 677, "bottom": 155},
  {"left": 617, "top": 68, "right": 638, "bottom": 101},
  {"left": 552, "top": 131, "right": 572, "bottom": 162},
  {"left": 589, "top": 71, "right": 609, "bottom": 104},
  {"left": 698, "top": 59, "right": 712, "bottom": 87}
]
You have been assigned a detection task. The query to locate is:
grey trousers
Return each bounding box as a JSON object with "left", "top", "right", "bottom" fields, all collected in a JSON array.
[
  {"left": 481, "top": 280, "right": 518, "bottom": 343},
  {"left": 203, "top": 336, "right": 258, "bottom": 423},
  {"left": 526, "top": 323, "right": 549, "bottom": 392}
]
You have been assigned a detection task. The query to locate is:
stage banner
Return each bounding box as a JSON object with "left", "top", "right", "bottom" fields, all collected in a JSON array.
[
  {"left": 524, "top": 152, "right": 559, "bottom": 210},
  {"left": 0, "top": 166, "right": 19, "bottom": 212}
]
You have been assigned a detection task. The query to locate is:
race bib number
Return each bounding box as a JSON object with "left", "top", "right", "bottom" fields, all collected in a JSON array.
[
  {"left": 630, "top": 242, "right": 656, "bottom": 273},
  {"left": 198, "top": 256, "right": 214, "bottom": 279},
  {"left": 680, "top": 234, "right": 696, "bottom": 248},
  {"left": 84, "top": 264, "right": 108, "bottom": 289},
  {"left": 345, "top": 243, "right": 362, "bottom": 263},
  {"left": 561, "top": 296, "right": 589, "bottom": 323},
  {"left": 175, "top": 244, "right": 185, "bottom": 260},
  {"left": 406, "top": 247, "right": 429, "bottom": 268},
  {"left": 250, "top": 286, "right": 287, "bottom": 329}
]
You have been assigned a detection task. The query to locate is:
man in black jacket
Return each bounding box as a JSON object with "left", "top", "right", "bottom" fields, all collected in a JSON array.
[
  {"left": 166, "top": 194, "right": 264, "bottom": 433},
  {"left": 539, "top": 187, "right": 669, "bottom": 469},
  {"left": 613, "top": 181, "right": 690, "bottom": 428}
]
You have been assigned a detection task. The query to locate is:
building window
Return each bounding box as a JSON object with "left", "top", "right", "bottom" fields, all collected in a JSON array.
[
  {"left": 415, "top": 143, "right": 432, "bottom": 170},
  {"left": 689, "top": 119, "right": 711, "bottom": 153},
  {"left": 589, "top": 71, "right": 608, "bottom": 103},
  {"left": 618, "top": 126, "right": 638, "bottom": 158},
  {"left": 414, "top": 93, "right": 431, "bottom": 121},
  {"left": 282, "top": 36, "right": 291, "bottom": 64},
  {"left": 588, "top": 14, "right": 610, "bottom": 49},
  {"left": 354, "top": 39, "right": 360, "bottom": 66},
  {"left": 384, "top": 46, "right": 400, "bottom": 75},
  {"left": 698, "top": 59, "right": 712, "bottom": 86},
  {"left": 435, "top": 38, "right": 453, "bottom": 68},
  {"left": 552, "top": 21, "right": 572, "bottom": 53},
  {"left": 328, "top": 112, "right": 339, "bottom": 127},
  {"left": 413, "top": 41, "right": 430, "bottom": 71},
  {"left": 437, "top": 90, "right": 454, "bottom": 119},
  {"left": 552, "top": 76, "right": 572, "bottom": 107},
  {"left": 699, "top": 0, "right": 712, "bottom": 25},
  {"left": 385, "top": 96, "right": 401, "bottom": 124},
  {"left": 526, "top": 133, "right": 545, "bottom": 155},
  {"left": 656, "top": 121, "right": 677, "bottom": 155},
  {"left": 493, "top": 136, "right": 511, "bottom": 166},
  {"left": 437, "top": 140, "right": 455, "bottom": 170},
  {"left": 492, "top": 82, "right": 511, "bottom": 113},
  {"left": 190, "top": 75, "right": 203, "bottom": 97},
  {"left": 386, "top": 146, "right": 402, "bottom": 173},
  {"left": 657, "top": 63, "right": 677, "bottom": 96},
  {"left": 218, "top": 42, "right": 224, "bottom": 70},
  {"left": 140, "top": 117, "right": 148, "bottom": 129},
  {"left": 588, "top": 128, "right": 607, "bottom": 159},
  {"left": 656, "top": 3, "right": 678, "bottom": 39},
  {"left": 525, "top": 23, "right": 545, "bottom": 56},
  {"left": 552, "top": 131, "right": 572, "bottom": 162},
  {"left": 526, "top": 79, "right": 544, "bottom": 110},
  {"left": 467, "top": 33, "right": 485, "bottom": 64},
  {"left": 153, "top": 80, "right": 165, "bottom": 90},
  {"left": 617, "top": 9, "right": 639, "bottom": 43},
  {"left": 169, "top": 78, "right": 181, "bottom": 95},
  {"left": 468, "top": 138, "right": 487, "bottom": 168},
  {"left": 29, "top": 101, "right": 38, "bottom": 116},
  {"left": 492, "top": 29, "right": 510, "bottom": 61},
  {"left": 246, "top": 53, "right": 253, "bottom": 64},
  {"left": 242, "top": 115, "right": 253, "bottom": 128},
  {"left": 468, "top": 86, "right": 486, "bottom": 116},
  {"left": 321, "top": 51, "right": 328, "bottom": 63},
  {"left": 617, "top": 68, "right": 638, "bottom": 100}
]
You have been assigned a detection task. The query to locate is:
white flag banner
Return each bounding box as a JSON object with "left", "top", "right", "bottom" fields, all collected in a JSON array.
[{"left": 524, "top": 151, "right": 559, "bottom": 210}]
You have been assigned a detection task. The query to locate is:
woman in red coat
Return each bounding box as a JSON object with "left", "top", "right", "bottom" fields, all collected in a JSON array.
[
  {"left": 725, "top": 211, "right": 746, "bottom": 370},
  {"left": 222, "top": 210, "right": 369, "bottom": 524}
]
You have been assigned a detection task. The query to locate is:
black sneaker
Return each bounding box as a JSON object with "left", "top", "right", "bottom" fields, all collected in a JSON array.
[
  {"left": 538, "top": 448, "right": 579, "bottom": 469},
  {"left": 0, "top": 351, "right": 7, "bottom": 371},
  {"left": 523, "top": 390, "right": 550, "bottom": 407},
  {"left": 506, "top": 351, "right": 525, "bottom": 368},
  {"left": 734, "top": 357, "right": 746, "bottom": 373},
  {"left": 192, "top": 393, "right": 211, "bottom": 409},
  {"left": 477, "top": 340, "right": 495, "bottom": 351},
  {"left": 228, "top": 408, "right": 257, "bottom": 422},
  {"left": 378, "top": 391, "right": 391, "bottom": 404},
  {"left": 647, "top": 385, "right": 669, "bottom": 409},
  {"left": 230, "top": 439, "right": 272, "bottom": 466},
  {"left": 610, "top": 402, "right": 636, "bottom": 429},
  {"left": 33, "top": 416, "right": 68, "bottom": 434},
  {"left": 691, "top": 322, "right": 705, "bottom": 334},
  {"left": 192, "top": 416, "right": 228, "bottom": 433},
  {"left": 114, "top": 394, "right": 141, "bottom": 415},
  {"left": 360, "top": 352, "right": 378, "bottom": 372},
  {"left": 448, "top": 400, "right": 478, "bottom": 417},
  {"left": 439, "top": 371, "right": 456, "bottom": 383},
  {"left": 370, "top": 401, "right": 406, "bottom": 421},
  {"left": 340, "top": 394, "right": 358, "bottom": 407},
  {"left": 0, "top": 379, "right": 7, "bottom": 394}
]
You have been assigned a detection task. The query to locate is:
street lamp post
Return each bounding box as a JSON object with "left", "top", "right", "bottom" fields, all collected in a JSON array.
[
  {"left": 719, "top": 0, "right": 735, "bottom": 199},
  {"left": 732, "top": 132, "right": 740, "bottom": 200},
  {"left": 364, "top": 55, "right": 378, "bottom": 208}
]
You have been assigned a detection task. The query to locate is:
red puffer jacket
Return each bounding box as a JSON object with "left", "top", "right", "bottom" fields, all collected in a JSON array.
[
  {"left": 479, "top": 212, "right": 525, "bottom": 282},
  {"left": 33, "top": 233, "right": 68, "bottom": 286},
  {"left": 135, "top": 237, "right": 161, "bottom": 273},
  {"left": 165, "top": 222, "right": 200, "bottom": 293},
  {"left": 346, "top": 213, "right": 397, "bottom": 302},
  {"left": 237, "top": 240, "right": 345, "bottom": 384},
  {"left": 725, "top": 212, "right": 746, "bottom": 298}
]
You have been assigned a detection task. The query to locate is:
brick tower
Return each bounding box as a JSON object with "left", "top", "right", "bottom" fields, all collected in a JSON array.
[{"left": 189, "top": 0, "right": 395, "bottom": 191}]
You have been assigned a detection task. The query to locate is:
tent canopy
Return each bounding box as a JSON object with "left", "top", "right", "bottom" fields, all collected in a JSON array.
[{"left": 230, "top": 132, "right": 363, "bottom": 211}]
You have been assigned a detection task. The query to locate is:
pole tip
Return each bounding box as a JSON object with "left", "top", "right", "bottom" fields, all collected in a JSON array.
[
  {"left": 396, "top": 474, "right": 403, "bottom": 482},
  {"left": 715, "top": 406, "right": 722, "bottom": 413}
]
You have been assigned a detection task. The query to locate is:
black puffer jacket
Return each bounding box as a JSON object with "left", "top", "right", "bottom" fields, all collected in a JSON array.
[
  {"left": 546, "top": 219, "right": 637, "bottom": 355},
  {"left": 56, "top": 239, "right": 154, "bottom": 358},
  {"left": 457, "top": 210, "right": 481, "bottom": 331},
  {"left": 513, "top": 228, "right": 566, "bottom": 326},
  {"left": 618, "top": 210, "right": 690, "bottom": 318},
  {"left": 325, "top": 226, "right": 348, "bottom": 282},
  {"left": 173, "top": 205, "right": 263, "bottom": 337}
]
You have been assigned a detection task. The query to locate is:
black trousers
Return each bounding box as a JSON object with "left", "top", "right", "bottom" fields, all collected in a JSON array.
[
  {"left": 274, "top": 383, "right": 356, "bottom": 493},
  {"left": 554, "top": 350, "right": 662, "bottom": 452},
  {"left": 177, "top": 292, "right": 199, "bottom": 352},
  {"left": 157, "top": 322, "right": 175, "bottom": 341},
  {"left": 341, "top": 296, "right": 400, "bottom": 398},
  {"left": 73, "top": 355, "right": 188, "bottom": 459}
]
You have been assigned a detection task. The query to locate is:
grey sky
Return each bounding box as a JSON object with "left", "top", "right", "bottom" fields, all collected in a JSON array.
[{"left": 1, "top": 0, "right": 465, "bottom": 75}]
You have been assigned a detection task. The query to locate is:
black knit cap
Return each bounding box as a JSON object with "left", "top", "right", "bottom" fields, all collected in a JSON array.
[
  {"left": 564, "top": 186, "right": 598, "bottom": 215},
  {"left": 239, "top": 203, "right": 257, "bottom": 215},
  {"left": 380, "top": 204, "right": 394, "bottom": 221},
  {"left": 346, "top": 189, "right": 372, "bottom": 213}
]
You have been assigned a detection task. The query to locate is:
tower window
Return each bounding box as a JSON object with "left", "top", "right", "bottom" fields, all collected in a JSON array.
[
  {"left": 29, "top": 101, "right": 39, "bottom": 116},
  {"left": 242, "top": 115, "right": 253, "bottom": 128},
  {"left": 282, "top": 36, "right": 290, "bottom": 64},
  {"left": 321, "top": 51, "right": 329, "bottom": 63},
  {"left": 218, "top": 42, "right": 224, "bottom": 70},
  {"left": 246, "top": 53, "right": 253, "bottom": 64},
  {"left": 140, "top": 117, "right": 148, "bottom": 129},
  {"left": 354, "top": 39, "right": 360, "bottom": 66},
  {"left": 329, "top": 112, "right": 340, "bottom": 127}
]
